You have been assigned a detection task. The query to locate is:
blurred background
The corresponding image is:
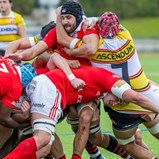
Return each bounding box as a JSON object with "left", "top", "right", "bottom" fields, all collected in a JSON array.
[{"left": 12, "top": 0, "right": 159, "bottom": 52}]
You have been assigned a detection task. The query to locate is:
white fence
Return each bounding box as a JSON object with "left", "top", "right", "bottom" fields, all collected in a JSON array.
[{"left": 134, "top": 39, "right": 159, "bottom": 53}]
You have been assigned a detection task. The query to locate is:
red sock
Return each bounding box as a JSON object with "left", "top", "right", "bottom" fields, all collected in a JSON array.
[
  {"left": 4, "top": 137, "right": 37, "bottom": 159},
  {"left": 58, "top": 155, "right": 66, "bottom": 159},
  {"left": 72, "top": 154, "right": 81, "bottom": 159}
]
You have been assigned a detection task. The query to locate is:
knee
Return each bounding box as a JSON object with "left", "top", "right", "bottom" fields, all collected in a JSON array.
[
  {"left": 35, "top": 133, "right": 54, "bottom": 149},
  {"left": 79, "top": 110, "right": 93, "bottom": 126},
  {"left": 40, "top": 144, "right": 51, "bottom": 157},
  {"left": 135, "top": 129, "right": 142, "bottom": 145}
]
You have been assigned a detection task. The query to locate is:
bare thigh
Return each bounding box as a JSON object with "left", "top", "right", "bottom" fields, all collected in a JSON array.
[{"left": 0, "top": 125, "right": 13, "bottom": 148}]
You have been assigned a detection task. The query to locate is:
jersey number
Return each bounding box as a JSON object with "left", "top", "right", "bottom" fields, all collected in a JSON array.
[
  {"left": 111, "top": 62, "right": 130, "bottom": 84},
  {"left": 0, "top": 63, "right": 9, "bottom": 73}
]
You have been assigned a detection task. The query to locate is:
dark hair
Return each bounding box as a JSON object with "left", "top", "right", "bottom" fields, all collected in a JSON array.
[
  {"left": 61, "top": 0, "right": 84, "bottom": 29},
  {"left": 40, "top": 21, "right": 56, "bottom": 38}
]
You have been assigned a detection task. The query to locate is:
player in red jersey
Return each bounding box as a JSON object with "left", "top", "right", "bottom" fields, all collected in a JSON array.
[
  {"left": 4, "top": 54, "right": 159, "bottom": 159},
  {"left": 0, "top": 56, "right": 37, "bottom": 151},
  {"left": 0, "top": 56, "right": 37, "bottom": 126},
  {"left": 4, "top": 17, "right": 96, "bottom": 159},
  {"left": 5, "top": 1, "right": 104, "bottom": 158}
]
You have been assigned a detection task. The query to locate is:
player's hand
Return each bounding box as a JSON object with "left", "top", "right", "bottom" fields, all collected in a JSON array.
[
  {"left": 83, "top": 17, "right": 98, "bottom": 32},
  {"left": 70, "top": 78, "right": 86, "bottom": 90},
  {"left": 5, "top": 53, "right": 23, "bottom": 61},
  {"left": 6, "top": 58, "right": 16, "bottom": 66},
  {"left": 56, "top": 6, "right": 62, "bottom": 16},
  {"left": 63, "top": 47, "right": 73, "bottom": 56},
  {"left": 140, "top": 113, "right": 157, "bottom": 122},
  {"left": 83, "top": 20, "right": 92, "bottom": 33},
  {"left": 20, "top": 100, "right": 31, "bottom": 120},
  {"left": 67, "top": 60, "right": 81, "bottom": 69}
]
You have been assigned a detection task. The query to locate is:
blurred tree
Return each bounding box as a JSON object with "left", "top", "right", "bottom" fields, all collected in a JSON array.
[
  {"left": 79, "top": 0, "right": 159, "bottom": 18},
  {"left": 12, "top": 0, "right": 36, "bottom": 15},
  {"left": 12, "top": 0, "right": 159, "bottom": 18}
]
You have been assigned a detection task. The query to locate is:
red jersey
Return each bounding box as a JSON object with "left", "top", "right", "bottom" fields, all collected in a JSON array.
[
  {"left": 42, "top": 27, "right": 57, "bottom": 50},
  {"left": 45, "top": 66, "right": 120, "bottom": 109},
  {"left": 70, "top": 22, "right": 99, "bottom": 39},
  {"left": 42, "top": 22, "right": 99, "bottom": 66},
  {"left": 0, "top": 57, "right": 22, "bottom": 109}
]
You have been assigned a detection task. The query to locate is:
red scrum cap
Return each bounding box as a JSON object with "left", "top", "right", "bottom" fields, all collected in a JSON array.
[{"left": 98, "top": 12, "right": 120, "bottom": 38}]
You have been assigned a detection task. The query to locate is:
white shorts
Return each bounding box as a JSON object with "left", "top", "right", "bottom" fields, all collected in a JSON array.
[{"left": 26, "top": 74, "right": 63, "bottom": 123}]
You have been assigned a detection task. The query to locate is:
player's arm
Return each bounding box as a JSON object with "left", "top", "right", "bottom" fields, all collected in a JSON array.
[
  {"left": 0, "top": 103, "right": 30, "bottom": 129},
  {"left": 48, "top": 53, "right": 85, "bottom": 89},
  {"left": 18, "top": 16, "right": 26, "bottom": 38},
  {"left": 111, "top": 80, "right": 159, "bottom": 113},
  {"left": 56, "top": 15, "right": 99, "bottom": 57},
  {"left": 5, "top": 37, "right": 31, "bottom": 56},
  {"left": 63, "top": 34, "right": 99, "bottom": 57},
  {"left": 18, "top": 25, "right": 26, "bottom": 38},
  {"left": 5, "top": 41, "right": 48, "bottom": 61}
]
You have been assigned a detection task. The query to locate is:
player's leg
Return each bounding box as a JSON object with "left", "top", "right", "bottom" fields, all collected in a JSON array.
[
  {"left": 89, "top": 101, "right": 132, "bottom": 159},
  {"left": 72, "top": 102, "right": 96, "bottom": 159},
  {"left": 134, "top": 128, "right": 149, "bottom": 150},
  {"left": 143, "top": 83, "right": 159, "bottom": 139},
  {"left": 144, "top": 114, "right": 159, "bottom": 140},
  {"left": 84, "top": 100, "right": 106, "bottom": 159},
  {"left": 67, "top": 102, "right": 105, "bottom": 159},
  {"left": 49, "top": 133, "right": 66, "bottom": 159},
  {"left": 106, "top": 106, "right": 157, "bottom": 159},
  {"left": 0, "top": 125, "right": 13, "bottom": 149},
  {"left": 85, "top": 141, "right": 105, "bottom": 159},
  {"left": 67, "top": 105, "right": 105, "bottom": 159},
  {"left": 0, "top": 127, "right": 19, "bottom": 158},
  {"left": 17, "top": 126, "right": 66, "bottom": 159},
  {"left": 4, "top": 113, "right": 56, "bottom": 159},
  {"left": 68, "top": 101, "right": 132, "bottom": 159},
  {"left": 113, "top": 127, "right": 156, "bottom": 159}
]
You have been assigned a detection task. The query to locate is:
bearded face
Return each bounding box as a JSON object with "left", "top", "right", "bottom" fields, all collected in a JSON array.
[{"left": 61, "top": 14, "right": 77, "bottom": 34}]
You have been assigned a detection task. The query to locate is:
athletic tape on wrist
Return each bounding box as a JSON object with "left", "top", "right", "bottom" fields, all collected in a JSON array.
[
  {"left": 67, "top": 74, "right": 76, "bottom": 81},
  {"left": 69, "top": 38, "right": 80, "bottom": 49}
]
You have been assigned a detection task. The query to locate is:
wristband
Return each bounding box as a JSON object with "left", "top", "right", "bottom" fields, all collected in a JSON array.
[
  {"left": 29, "top": 37, "right": 36, "bottom": 47},
  {"left": 67, "top": 74, "right": 76, "bottom": 81},
  {"left": 69, "top": 38, "right": 80, "bottom": 49}
]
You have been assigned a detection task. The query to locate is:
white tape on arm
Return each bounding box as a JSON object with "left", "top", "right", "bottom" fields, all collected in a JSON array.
[
  {"left": 29, "top": 37, "right": 36, "bottom": 47},
  {"left": 111, "top": 83, "right": 131, "bottom": 99},
  {"left": 69, "top": 38, "right": 80, "bottom": 49},
  {"left": 67, "top": 74, "right": 76, "bottom": 81}
]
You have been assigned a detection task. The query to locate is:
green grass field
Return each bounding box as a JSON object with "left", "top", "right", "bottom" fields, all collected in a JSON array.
[
  {"left": 56, "top": 53, "right": 159, "bottom": 159},
  {"left": 120, "top": 17, "right": 159, "bottom": 38}
]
